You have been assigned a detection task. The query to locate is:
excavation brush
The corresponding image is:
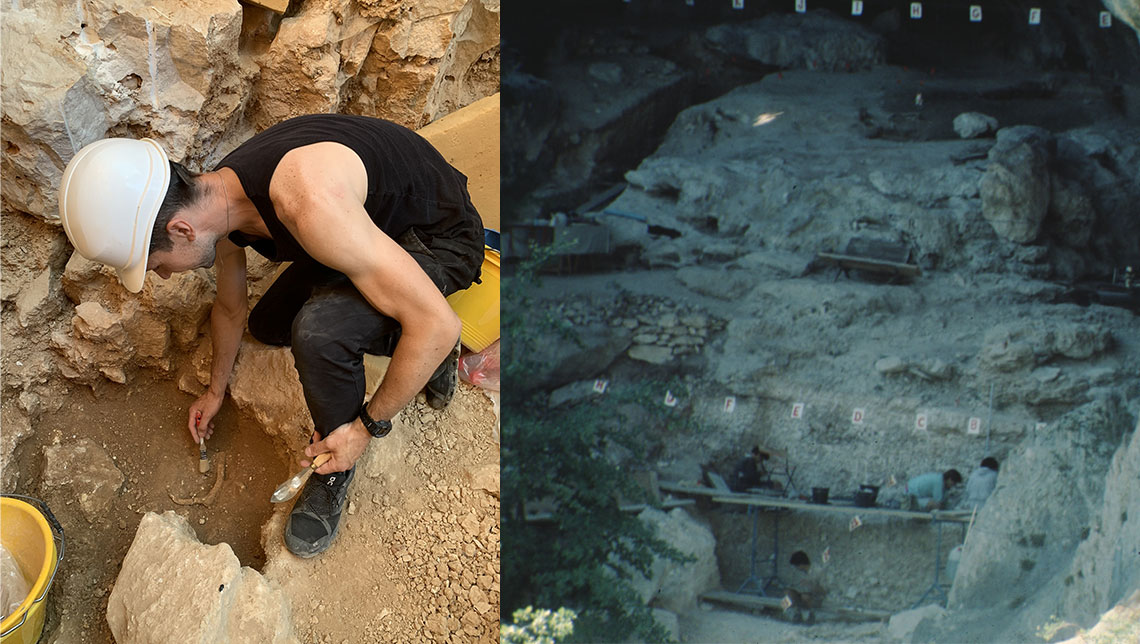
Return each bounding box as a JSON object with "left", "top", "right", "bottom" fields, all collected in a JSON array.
[{"left": 271, "top": 453, "right": 331, "bottom": 503}]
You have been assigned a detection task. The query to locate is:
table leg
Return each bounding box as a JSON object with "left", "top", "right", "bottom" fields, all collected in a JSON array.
[{"left": 912, "top": 520, "right": 950, "bottom": 608}]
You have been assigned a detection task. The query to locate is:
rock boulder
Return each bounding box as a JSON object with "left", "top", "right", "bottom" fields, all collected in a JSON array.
[
  {"left": 42, "top": 439, "right": 123, "bottom": 523},
  {"left": 980, "top": 127, "right": 1054, "bottom": 244},
  {"left": 953, "top": 112, "right": 998, "bottom": 139},
  {"left": 106, "top": 511, "right": 296, "bottom": 643}
]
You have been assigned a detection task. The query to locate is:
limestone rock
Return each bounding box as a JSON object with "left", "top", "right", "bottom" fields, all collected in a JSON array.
[
  {"left": 953, "top": 112, "right": 999, "bottom": 139},
  {"left": 1, "top": 7, "right": 108, "bottom": 220},
  {"left": 887, "top": 604, "right": 946, "bottom": 642},
  {"left": 548, "top": 380, "right": 599, "bottom": 408},
  {"left": 423, "top": 0, "right": 501, "bottom": 122},
  {"left": 913, "top": 358, "right": 955, "bottom": 381},
  {"left": 1058, "top": 419, "right": 1140, "bottom": 624},
  {"left": 979, "top": 322, "right": 1113, "bottom": 374},
  {"left": 875, "top": 356, "right": 907, "bottom": 374},
  {"left": 42, "top": 439, "right": 123, "bottom": 522},
  {"left": 705, "top": 11, "right": 885, "bottom": 71},
  {"left": 229, "top": 342, "right": 313, "bottom": 445},
  {"left": 1046, "top": 176, "right": 1096, "bottom": 247},
  {"left": 632, "top": 507, "right": 720, "bottom": 614},
  {"left": 981, "top": 127, "right": 1054, "bottom": 244},
  {"left": 14, "top": 268, "right": 57, "bottom": 328},
  {"left": 73, "top": 301, "right": 129, "bottom": 346},
  {"left": 527, "top": 323, "right": 631, "bottom": 394},
  {"left": 628, "top": 344, "right": 673, "bottom": 365},
  {"left": 465, "top": 463, "right": 499, "bottom": 498},
  {"left": 0, "top": 406, "right": 33, "bottom": 489},
  {"left": 106, "top": 511, "right": 296, "bottom": 643},
  {"left": 676, "top": 266, "right": 758, "bottom": 302},
  {"left": 250, "top": 0, "right": 347, "bottom": 131},
  {"left": 948, "top": 398, "right": 1132, "bottom": 611}
]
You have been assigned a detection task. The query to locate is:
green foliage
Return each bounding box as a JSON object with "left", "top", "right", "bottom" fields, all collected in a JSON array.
[
  {"left": 502, "top": 246, "right": 691, "bottom": 643},
  {"left": 501, "top": 607, "right": 578, "bottom": 644}
]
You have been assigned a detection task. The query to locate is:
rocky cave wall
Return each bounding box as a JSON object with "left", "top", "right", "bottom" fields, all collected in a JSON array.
[
  {"left": 0, "top": 0, "right": 500, "bottom": 486},
  {"left": 508, "top": 0, "right": 1140, "bottom": 634}
]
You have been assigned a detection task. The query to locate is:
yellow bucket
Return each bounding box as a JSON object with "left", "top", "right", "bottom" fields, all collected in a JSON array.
[
  {"left": 447, "top": 247, "right": 500, "bottom": 352},
  {"left": 1, "top": 496, "right": 64, "bottom": 644}
]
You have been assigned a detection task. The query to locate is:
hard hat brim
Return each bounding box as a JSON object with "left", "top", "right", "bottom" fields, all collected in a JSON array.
[{"left": 118, "top": 261, "right": 147, "bottom": 294}]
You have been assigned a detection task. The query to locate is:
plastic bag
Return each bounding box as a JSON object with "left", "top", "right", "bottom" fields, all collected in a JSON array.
[
  {"left": 1, "top": 542, "right": 30, "bottom": 621},
  {"left": 458, "top": 339, "right": 500, "bottom": 391}
]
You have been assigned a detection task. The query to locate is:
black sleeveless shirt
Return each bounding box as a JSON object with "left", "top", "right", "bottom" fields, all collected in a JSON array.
[{"left": 216, "top": 114, "right": 481, "bottom": 263}]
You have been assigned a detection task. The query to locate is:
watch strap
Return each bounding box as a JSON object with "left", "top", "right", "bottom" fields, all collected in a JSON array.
[{"left": 358, "top": 403, "right": 392, "bottom": 438}]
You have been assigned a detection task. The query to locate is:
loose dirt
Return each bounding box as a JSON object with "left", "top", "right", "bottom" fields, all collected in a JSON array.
[
  {"left": 10, "top": 376, "right": 290, "bottom": 643},
  {"left": 262, "top": 386, "right": 501, "bottom": 643},
  {"left": 8, "top": 375, "right": 500, "bottom": 643}
]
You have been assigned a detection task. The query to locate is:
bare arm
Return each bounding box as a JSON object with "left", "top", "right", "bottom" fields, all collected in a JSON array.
[
  {"left": 270, "top": 143, "right": 461, "bottom": 471},
  {"left": 188, "top": 238, "right": 248, "bottom": 441}
]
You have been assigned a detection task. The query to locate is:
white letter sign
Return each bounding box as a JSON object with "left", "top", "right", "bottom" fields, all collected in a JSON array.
[
  {"left": 967, "top": 417, "right": 982, "bottom": 435},
  {"left": 791, "top": 402, "right": 805, "bottom": 419},
  {"left": 910, "top": 3, "right": 922, "bottom": 19},
  {"left": 852, "top": 408, "right": 865, "bottom": 424},
  {"left": 851, "top": 1, "right": 863, "bottom": 16},
  {"left": 969, "top": 5, "right": 982, "bottom": 21},
  {"left": 915, "top": 413, "right": 928, "bottom": 431},
  {"left": 664, "top": 390, "right": 678, "bottom": 407},
  {"left": 724, "top": 396, "right": 736, "bottom": 413},
  {"left": 593, "top": 379, "right": 608, "bottom": 394}
]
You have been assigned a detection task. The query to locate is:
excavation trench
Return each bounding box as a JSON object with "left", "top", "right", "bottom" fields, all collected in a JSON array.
[{"left": 10, "top": 376, "right": 292, "bottom": 642}]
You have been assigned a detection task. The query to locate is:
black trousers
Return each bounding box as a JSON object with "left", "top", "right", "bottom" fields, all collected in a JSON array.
[{"left": 247, "top": 225, "right": 483, "bottom": 458}]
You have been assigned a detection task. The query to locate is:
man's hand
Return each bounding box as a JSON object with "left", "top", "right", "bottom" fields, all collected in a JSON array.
[
  {"left": 188, "top": 390, "right": 224, "bottom": 442},
  {"left": 304, "top": 421, "right": 371, "bottom": 474}
]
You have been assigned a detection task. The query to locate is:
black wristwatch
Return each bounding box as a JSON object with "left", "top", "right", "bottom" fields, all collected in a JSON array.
[{"left": 358, "top": 403, "right": 392, "bottom": 438}]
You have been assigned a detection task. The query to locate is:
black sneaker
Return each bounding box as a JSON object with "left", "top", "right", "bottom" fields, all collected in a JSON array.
[
  {"left": 284, "top": 466, "right": 355, "bottom": 558},
  {"left": 423, "top": 340, "right": 461, "bottom": 410}
]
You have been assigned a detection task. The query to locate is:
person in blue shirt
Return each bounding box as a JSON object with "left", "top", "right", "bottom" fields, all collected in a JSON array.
[{"left": 903, "top": 469, "right": 962, "bottom": 511}]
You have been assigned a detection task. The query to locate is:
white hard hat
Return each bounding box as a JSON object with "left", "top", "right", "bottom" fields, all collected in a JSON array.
[{"left": 58, "top": 138, "right": 171, "bottom": 293}]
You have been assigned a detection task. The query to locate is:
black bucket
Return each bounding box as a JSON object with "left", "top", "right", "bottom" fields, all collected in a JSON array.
[
  {"left": 855, "top": 484, "right": 879, "bottom": 507},
  {"left": 811, "top": 487, "right": 829, "bottom": 504}
]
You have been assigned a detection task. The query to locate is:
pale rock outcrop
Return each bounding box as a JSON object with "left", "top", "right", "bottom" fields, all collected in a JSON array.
[
  {"left": 1, "top": 7, "right": 108, "bottom": 219},
  {"left": 705, "top": 10, "right": 886, "bottom": 71},
  {"left": 339, "top": 0, "right": 494, "bottom": 128},
  {"left": 980, "top": 126, "right": 1054, "bottom": 244},
  {"left": 948, "top": 398, "right": 1132, "bottom": 611},
  {"left": 42, "top": 439, "right": 124, "bottom": 523},
  {"left": 953, "top": 112, "right": 999, "bottom": 139},
  {"left": 53, "top": 253, "right": 214, "bottom": 384},
  {"left": 978, "top": 321, "right": 1113, "bottom": 373},
  {"left": 887, "top": 604, "right": 946, "bottom": 642},
  {"left": 107, "top": 511, "right": 296, "bottom": 643},
  {"left": 527, "top": 323, "right": 633, "bottom": 394},
  {"left": 228, "top": 342, "right": 313, "bottom": 448},
  {"left": 14, "top": 269, "right": 58, "bottom": 328},
  {"left": 249, "top": 0, "right": 358, "bottom": 131},
  {"left": 632, "top": 507, "right": 720, "bottom": 615},
  {"left": 424, "top": 0, "right": 501, "bottom": 122},
  {"left": 1059, "top": 419, "right": 1140, "bottom": 624}
]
